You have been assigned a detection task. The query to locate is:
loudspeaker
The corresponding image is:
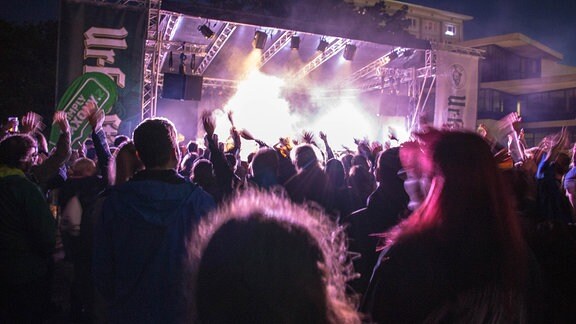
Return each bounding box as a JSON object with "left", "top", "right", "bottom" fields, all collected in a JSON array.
[{"left": 162, "top": 73, "right": 203, "bottom": 101}]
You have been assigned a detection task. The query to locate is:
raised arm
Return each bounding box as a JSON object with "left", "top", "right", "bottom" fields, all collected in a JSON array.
[
  {"left": 544, "top": 127, "right": 568, "bottom": 164},
  {"left": 20, "top": 111, "right": 45, "bottom": 135},
  {"left": 83, "top": 99, "right": 112, "bottom": 186},
  {"left": 319, "top": 131, "right": 335, "bottom": 160},
  {"left": 202, "top": 111, "right": 238, "bottom": 196},
  {"left": 29, "top": 111, "right": 71, "bottom": 189}
]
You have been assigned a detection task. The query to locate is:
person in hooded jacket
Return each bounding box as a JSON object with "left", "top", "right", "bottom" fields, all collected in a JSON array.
[
  {"left": 93, "top": 117, "right": 215, "bottom": 323},
  {"left": 343, "top": 147, "right": 409, "bottom": 297}
]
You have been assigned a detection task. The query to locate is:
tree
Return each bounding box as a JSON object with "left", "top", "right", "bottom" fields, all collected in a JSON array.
[{"left": 0, "top": 20, "right": 58, "bottom": 124}]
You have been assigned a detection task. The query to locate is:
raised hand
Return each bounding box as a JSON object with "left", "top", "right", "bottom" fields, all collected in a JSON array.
[
  {"left": 201, "top": 110, "right": 215, "bottom": 137},
  {"left": 20, "top": 111, "right": 45, "bottom": 134},
  {"left": 53, "top": 111, "right": 70, "bottom": 134},
  {"left": 227, "top": 110, "right": 235, "bottom": 127},
  {"left": 82, "top": 98, "right": 104, "bottom": 131},
  {"left": 557, "top": 127, "right": 570, "bottom": 151},
  {"left": 238, "top": 128, "right": 255, "bottom": 141},
  {"left": 494, "top": 112, "right": 521, "bottom": 137},
  {"left": 301, "top": 130, "right": 314, "bottom": 144},
  {"left": 319, "top": 131, "right": 327, "bottom": 142}
]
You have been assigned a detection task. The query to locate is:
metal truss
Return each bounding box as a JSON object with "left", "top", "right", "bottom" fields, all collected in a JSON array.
[
  {"left": 292, "top": 38, "right": 348, "bottom": 80},
  {"left": 196, "top": 23, "right": 238, "bottom": 75},
  {"left": 408, "top": 49, "right": 436, "bottom": 132},
  {"left": 117, "top": 0, "right": 148, "bottom": 5},
  {"left": 141, "top": 0, "right": 162, "bottom": 120},
  {"left": 430, "top": 41, "right": 485, "bottom": 58},
  {"left": 92, "top": 0, "right": 147, "bottom": 5},
  {"left": 203, "top": 77, "right": 239, "bottom": 89},
  {"left": 155, "top": 13, "right": 181, "bottom": 78},
  {"left": 258, "top": 30, "right": 295, "bottom": 68},
  {"left": 158, "top": 41, "right": 208, "bottom": 74},
  {"left": 345, "top": 47, "right": 408, "bottom": 85}
]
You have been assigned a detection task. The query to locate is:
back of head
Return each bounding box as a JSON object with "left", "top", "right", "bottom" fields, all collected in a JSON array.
[
  {"left": 393, "top": 130, "right": 527, "bottom": 290},
  {"left": 403, "top": 130, "right": 516, "bottom": 230},
  {"left": 186, "top": 140, "right": 198, "bottom": 154},
  {"left": 293, "top": 144, "right": 319, "bottom": 171},
  {"left": 133, "top": 117, "right": 179, "bottom": 169},
  {"left": 429, "top": 131, "right": 507, "bottom": 216},
  {"left": 376, "top": 147, "right": 403, "bottom": 182},
  {"left": 0, "top": 134, "right": 36, "bottom": 170},
  {"left": 348, "top": 165, "right": 376, "bottom": 206},
  {"left": 72, "top": 157, "right": 96, "bottom": 177},
  {"left": 340, "top": 153, "right": 353, "bottom": 171},
  {"left": 374, "top": 147, "right": 409, "bottom": 208},
  {"left": 111, "top": 141, "right": 143, "bottom": 185},
  {"left": 351, "top": 154, "right": 370, "bottom": 171},
  {"left": 113, "top": 135, "right": 130, "bottom": 148},
  {"left": 192, "top": 158, "right": 214, "bottom": 184},
  {"left": 325, "top": 158, "right": 346, "bottom": 188},
  {"left": 250, "top": 147, "right": 279, "bottom": 178},
  {"left": 192, "top": 189, "right": 359, "bottom": 324},
  {"left": 180, "top": 152, "right": 198, "bottom": 175}
]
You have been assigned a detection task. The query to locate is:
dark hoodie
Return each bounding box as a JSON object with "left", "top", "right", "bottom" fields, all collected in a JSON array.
[
  {"left": 344, "top": 148, "right": 410, "bottom": 297},
  {"left": 93, "top": 169, "right": 215, "bottom": 323}
]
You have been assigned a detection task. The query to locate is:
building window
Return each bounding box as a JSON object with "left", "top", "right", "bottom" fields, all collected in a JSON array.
[
  {"left": 407, "top": 17, "right": 419, "bottom": 30},
  {"left": 445, "top": 24, "right": 456, "bottom": 36},
  {"left": 422, "top": 20, "right": 440, "bottom": 33}
]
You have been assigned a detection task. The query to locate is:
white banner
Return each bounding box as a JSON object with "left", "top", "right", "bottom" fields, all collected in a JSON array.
[{"left": 433, "top": 51, "right": 479, "bottom": 130}]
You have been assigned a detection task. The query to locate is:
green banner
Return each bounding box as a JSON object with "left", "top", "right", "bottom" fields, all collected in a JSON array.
[
  {"left": 49, "top": 72, "right": 118, "bottom": 149},
  {"left": 56, "top": 0, "right": 147, "bottom": 144}
]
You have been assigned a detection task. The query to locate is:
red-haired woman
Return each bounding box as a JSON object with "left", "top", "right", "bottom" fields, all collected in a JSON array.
[{"left": 361, "top": 130, "right": 539, "bottom": 323}]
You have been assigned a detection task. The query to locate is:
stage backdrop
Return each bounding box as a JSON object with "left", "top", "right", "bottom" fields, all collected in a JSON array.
[
  {"left": 433, "top": 51, "right": 479, "bottom": 130},
  {"left": 53, "top": 0, "right": 146, "bottom": 148}
]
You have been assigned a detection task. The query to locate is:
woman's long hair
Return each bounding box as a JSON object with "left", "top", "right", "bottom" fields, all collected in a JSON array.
[
  {"left": 387, "top": 130, "right": 527, "bottom": 290},
  {"left": 108, "top": 140, "right": 143, "bottom": 185},
  {"left": 189, "top": 189, "right": 360, "bottom": 324}
]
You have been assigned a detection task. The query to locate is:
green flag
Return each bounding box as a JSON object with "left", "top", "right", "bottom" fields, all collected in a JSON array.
[{"left": 49, "top": 72, "right": 118, "bottom": 149}]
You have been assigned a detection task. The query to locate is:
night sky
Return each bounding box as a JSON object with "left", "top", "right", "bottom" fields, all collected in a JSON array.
[
  {"left": 2, "top": 0, "right": 576, "bottom": 65},
  {"left": 409, "top": 0, "right": 576, "bottom": 66}
]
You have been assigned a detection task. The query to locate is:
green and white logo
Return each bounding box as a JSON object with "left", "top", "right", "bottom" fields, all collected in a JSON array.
[{"left": 49, "top": 72, "right": 118, "bottom": 149}]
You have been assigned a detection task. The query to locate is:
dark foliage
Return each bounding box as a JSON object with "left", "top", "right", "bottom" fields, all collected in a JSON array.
[{"left": 0, "top": 20, "right": 58, "bottom": 124}]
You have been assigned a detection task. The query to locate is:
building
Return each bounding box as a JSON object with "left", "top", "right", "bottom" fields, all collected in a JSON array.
[
  {"left": 460, "top": 33, "right": 576, "bottom": 146},
  {"left": 386, "top": 0, "right": 472, "bottom": 44},
  {"left": 386, "top": 1, "right": 576, "bottom": 147}
]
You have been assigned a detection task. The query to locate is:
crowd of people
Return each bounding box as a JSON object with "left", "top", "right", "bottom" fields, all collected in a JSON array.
[{"left": 1, "top": 104, "right": 576, "bottom": 323}]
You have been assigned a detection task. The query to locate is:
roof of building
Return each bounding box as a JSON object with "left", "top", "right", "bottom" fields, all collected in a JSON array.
[
  {"left": 481, "top": 72, "right": 576, "bottom": 95},
  {"left": 391, "top": 0, "right": 474, "bottom": 21},
  {"left": 459, "top": 33, "right": 563, "bottom": 62}
]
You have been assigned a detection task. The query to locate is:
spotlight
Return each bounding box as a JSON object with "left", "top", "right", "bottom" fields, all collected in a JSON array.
[
  {"left": 290, "top": 35, "right": 300, "bottom": 49},
  {"left": 317, "top": 38, "right": 329, "bottom": 52},
  {"left": 198, "top": 23, "right": 214, "bottom": 39},
  {"left": 343, "top": 44, "right": 356, "bottom": 61},
  {"left": 253, "top": 31, "right": 268, "bottom": 49}
]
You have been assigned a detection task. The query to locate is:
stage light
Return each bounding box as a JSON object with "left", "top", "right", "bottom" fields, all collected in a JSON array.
[
  {"left": 290, "top": 35, "right": 300, "bottom": 49},
  {"left": 198, "top": 23, "right": 214, "bottom": 39},
  {"left": 317, "top": 38, "right": 329, "bottom": 52},
  {"left": 253, "top": 31, "right": 268, "bottom": 49},
  {"left": 343, "top": 44, "right": 357, "bottom": 61}
]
